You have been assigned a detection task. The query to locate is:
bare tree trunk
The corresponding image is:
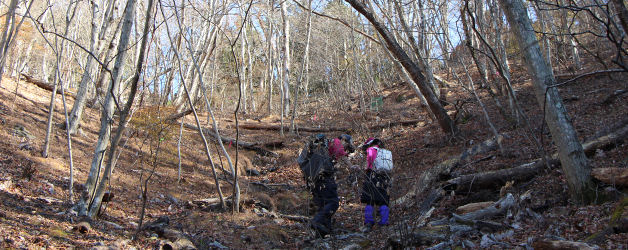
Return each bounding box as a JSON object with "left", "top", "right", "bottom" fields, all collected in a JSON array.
[
  {"left": 89, "top": 0, "right": 158, "bottom": 217},
  {"left": 612, "top": 0, "right": 628, "bottom": 35},
  {"left": 177, "top": 118, "right": 183, "bottom": 183},
  {"left": 239, "top": 20, "right": 248, "bottom": 113},
  {"left": 0, "top": 0, "right": 19, "bottom": 87},
  {"left": 498, "top": 0, "right": 596, "bottom": 204},
  {"left": 280, "top": 0, "right": 291, "bottom": 116},
  {"left": 266, "top": 0, "right": 275, "bottom": 115},
  {"left": 42, "top": 2, "right": 79, "bottom": 158},
  {"left": 68, "top": 0, "right": 116, "bottom": 135},
  {"left": 345, "top": 0, "right": 458, "bottom": 135},
  {"left": 290, "top": 0, "right": 312, "bottom": 133},
  {"left": 162, "top": 0, "right": 226, "bottom": 209},
  {"left": 76, "top": 0, "right": 137, "bottom": 216}
]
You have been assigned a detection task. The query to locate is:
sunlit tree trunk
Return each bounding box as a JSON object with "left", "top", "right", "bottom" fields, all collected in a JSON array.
[
  {"left": 498, "top": 0, "right": 596, "bottom": 204},
  {"left": 346, "top": 0, "right": 457, "bottom": 135},
  {"left": 42, "top": 2, "right": 79, "bottom": 158},
  {"left": 77, "top": 0, "right": 136, "bottom": 216},
  {"left": 280, "top": 0, "right": 290, "bottom": 116},
  {"left": 68, "top": 0, "right": 116, "bottom": 135}
]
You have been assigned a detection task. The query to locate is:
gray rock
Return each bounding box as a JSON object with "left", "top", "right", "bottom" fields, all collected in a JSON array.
[
  {"left": 12, "top": 124, "right": 34, "bottom": 139},
  {"left": 246, "top": 169, "right": 261, "bottom": 176},
  {"left": 207, "top": 241, "right": 228, "bottom": 249}
]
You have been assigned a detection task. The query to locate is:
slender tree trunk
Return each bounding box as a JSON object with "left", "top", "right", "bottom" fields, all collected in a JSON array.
[
  {"left": 290, "top": 0, "right": 312, "bottom": 133},
  {"left": 280, "top": 0, "right": 290, "bottom": 116},
  {"left": 68, "top": 0, "right": 115, "bottom": 135},
  {"left": 77, "top": 0, "right": 136, "bottom": 216},
  {"left": 345, "top": 0, "right": 457, "bottom": 135},
  {"left": 498, "top": 0, "right": 596, "bottom": 204},
  {"left": 266, "top": 6, "right": 274, "bottom": 115},
  {"left": 42, "top": 2, "right": 79, "bottom": 158},
  {"left": 612, "top": 0, "right": 628, "bottom": 35},
  {"left": 247, "top": 20, "right": 255, "bottom": 112},
  {"left": 162, "top": 0, "right": 226, "bottom": 209},
  {"left": 88, "top": 0, "right": 156, "bottom": 218},
  {"left": 177, "top": 118, "right": 183, "bottom": 183},
  {"left": 0, "top": 0, "right": 18, "bottom": 87}
]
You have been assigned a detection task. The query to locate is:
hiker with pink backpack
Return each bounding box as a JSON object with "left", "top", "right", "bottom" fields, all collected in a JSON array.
[{"left": 358, "top": 138, "right": 393, "bottom": 232}]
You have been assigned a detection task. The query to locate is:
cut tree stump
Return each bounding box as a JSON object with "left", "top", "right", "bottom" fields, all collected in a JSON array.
[
  {"left": 183, "top": 123, "right": 278, "bottom": 157},
  {"left": 455, "top": 201, "right": 495, "bottom": 215},
  {"left": 591, "top": 168, "right": 628, "bottom": 186},
  {"left": 453, "top": 193, "right": 515, "bottom": 221}
]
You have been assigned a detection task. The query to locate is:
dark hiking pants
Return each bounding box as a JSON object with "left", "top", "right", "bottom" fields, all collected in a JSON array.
[{"left": 311, "top": 176, "right": 339, "bottom": 232}]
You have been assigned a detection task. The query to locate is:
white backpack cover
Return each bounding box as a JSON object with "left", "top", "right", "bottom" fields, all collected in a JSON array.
[{"left": 373, "top": 147, "right": 393, "bottom": 171}]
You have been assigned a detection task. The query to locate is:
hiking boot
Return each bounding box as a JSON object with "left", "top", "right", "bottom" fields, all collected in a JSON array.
[{"left": 311, "top": 221, "right": 330, "bottom": 238}]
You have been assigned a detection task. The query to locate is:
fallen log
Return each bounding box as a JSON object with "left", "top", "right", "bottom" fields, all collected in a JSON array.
[
  {"left": 533, "top": 239, "right": 597, "bottom": 250},
  {"left": 239, "top": 119, "right": 422, "bottom": 133},
  {"left": 453, "top": 193, "right": 515, "bottom": 221},
  {"left": 456, "top": 201, "right": 495, "bottom": 215},
  {"left": 591, "top": 168, "right": 628, "bottom": 187},
  {"left": 448, "top": 122, "right": 628, "bottom": 192},
  {"left": 446, "top": 159, "right": 560, "bottom": 192},
  {"left": 20, "top": 73, "right": 74, "bottom": 97},
  {"left": 183, "top": 123, "right": 278, "bottom": 157},
  {"left": 239, "top": 123, "right": 348, "bottom": 132},
  {"left": 250, "top": 182, "right": 292, "bottom": 189},
  {"left": 580, "top": 121, "right": 628, "bottom": 157},
  {"left": 164, "top": 109, "right": 193, "bottom": 123},
  {"left": 394, "top": 135, "right": 503, "bottom": 206}
]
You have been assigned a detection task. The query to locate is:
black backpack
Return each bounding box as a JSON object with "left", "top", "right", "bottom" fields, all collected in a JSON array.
[{"left": 297, "top": 134, "right": 334, "bottom": 186}]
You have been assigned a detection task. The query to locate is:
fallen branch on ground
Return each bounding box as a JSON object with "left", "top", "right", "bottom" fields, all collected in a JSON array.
[
  {"left": 250, "top": 182, "right": 292, "bottom": 189},
  {"left": 277, "top": 213, "right": 310, "bottom": 222},
  {"left": 446, "top": 159, "right": 559, "bottom": 192},
  {"left": 394, "top": 135, "right": 503, "bottom": 206},
  {"left": 533, "top": 239, "right": 598, "bottom": 250},
  {"left": 183, "top": 123, "right": 278, "bottom": 157},
  {"left": 601, "top": 89, "right": 627, "bottom": 105},
  {"left": 447, "top": 121, "right": 628, "bottom": 192},
  {"left": 580, "top": 121, "right": 628, "bottom": 157},
  {"left": 239, "top": 119, "right": 423, "bottom": 133},
  {"left": 452, "top": 193, "right": 515, "bottom": 221},
  {"left": 20, "top": 73, "right": 75, "bottom": 97},
  {"left": 591, "top": 168, "right": 628, "bottom": 187},
  {"left": 554, "top": 68, "right": 626, "bottom": 87},
  {"left": 456, "top": 201, "right": 495, "bottom": 215}
]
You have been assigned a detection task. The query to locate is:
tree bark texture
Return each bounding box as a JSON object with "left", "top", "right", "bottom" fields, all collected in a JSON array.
[{"left": 498, "top": 0, "right": 595, "bottom": 204}]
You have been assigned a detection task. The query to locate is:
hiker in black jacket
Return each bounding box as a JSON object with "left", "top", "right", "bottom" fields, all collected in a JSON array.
[{"left": 298, "top": 134, "right": 354, "bottom": 237}]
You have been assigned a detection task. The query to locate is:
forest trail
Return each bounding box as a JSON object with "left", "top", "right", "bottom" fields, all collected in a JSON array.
[
  {"left": 1, "top": 57, "right": 627, "bottom": 248},
  {"left": 1, "top": 0, "right": 628, "bottom": 245}
]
